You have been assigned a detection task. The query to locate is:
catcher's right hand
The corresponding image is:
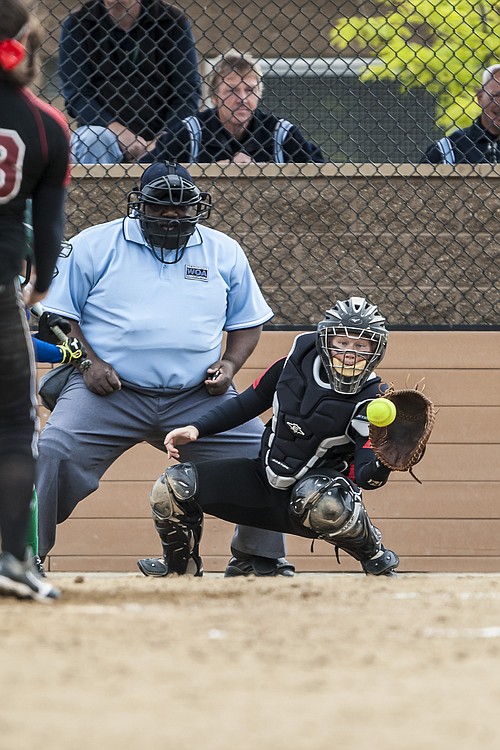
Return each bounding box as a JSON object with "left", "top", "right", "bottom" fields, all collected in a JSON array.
[
  {"left": 369, "top": 388, "right": 436, "bottom": 482},
  {"left": 56, "top": 337, "right": 87, "bottom": 365},
  {"left": 164, "top": 426, "right": 200, "bottom": 460}
]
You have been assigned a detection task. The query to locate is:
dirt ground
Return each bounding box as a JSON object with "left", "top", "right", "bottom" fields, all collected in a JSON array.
[{"left": 1, "top": 572, "right": 500, "bottom": 750}]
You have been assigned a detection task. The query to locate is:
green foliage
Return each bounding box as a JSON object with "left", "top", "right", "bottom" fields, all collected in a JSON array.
[{"left": 330, "top": 0, "right": 500, "bottom": 131}]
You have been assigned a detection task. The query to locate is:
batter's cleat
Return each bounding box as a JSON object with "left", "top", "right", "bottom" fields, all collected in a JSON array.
[
  {"left": 34, "top": 555, "right": 46, "bottom": 577},
  {"left": 137, "top": 555, "right": 203, "bottom": 577},
  {"left": 361, "top": 547, "right": 400, "bottom": 576},
  {"left": 224, "top": 553, "right": 295, "bottom": 578},
  {"left": 0, "top": 552, "right": 60, "bottom": 601}
]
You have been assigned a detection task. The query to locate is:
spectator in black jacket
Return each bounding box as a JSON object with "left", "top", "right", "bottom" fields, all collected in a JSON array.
[
  {"left": 61, "top": 0, "right": 200, "bottom": 164},
  {"left": 141, "top": 49, "right": 324, "bottom": 164},
  {"left": 421, "top": 64, "right": 500, "bottom": 164}
]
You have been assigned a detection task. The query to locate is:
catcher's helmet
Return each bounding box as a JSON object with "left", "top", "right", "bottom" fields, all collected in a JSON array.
[
  {"left": 316, "top": 296, "right": 388, "bottom": 394},
  {"left": 127, "top": 161, "right": 212, "bottom": 264}
]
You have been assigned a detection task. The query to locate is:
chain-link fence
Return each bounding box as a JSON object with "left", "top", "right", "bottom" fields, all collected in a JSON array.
[{"left": 33, "top": 0, "right": 500, "bottom": 328}]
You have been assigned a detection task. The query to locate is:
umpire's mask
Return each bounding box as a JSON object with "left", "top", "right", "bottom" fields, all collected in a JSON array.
[{"left": 127, "top": 161, "right": 212, "bottom": 264}]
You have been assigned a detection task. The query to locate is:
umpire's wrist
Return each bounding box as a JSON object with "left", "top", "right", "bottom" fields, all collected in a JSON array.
[{"left": 75, "top": 359, "right": 92, "bottom": 373}]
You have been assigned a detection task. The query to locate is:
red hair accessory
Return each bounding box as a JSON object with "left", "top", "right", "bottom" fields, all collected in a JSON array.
[{"left": 0, "top": 39, "right": 26, "bottom": 71}]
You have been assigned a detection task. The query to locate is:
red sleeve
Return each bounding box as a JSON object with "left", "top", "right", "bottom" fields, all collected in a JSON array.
[
  {"left": 23, "top": 89, "right": 71, "bottom": 187},
  {"left": 252, "top": 358, "right": 285, "bottom": 392}
]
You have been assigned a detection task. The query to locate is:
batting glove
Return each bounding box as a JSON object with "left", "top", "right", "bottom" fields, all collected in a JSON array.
[
  {"left": 37, "top": 311, "right": 72, "bottom": 344},
  {"left": 57, "top": 337, "right": 88, "bottom": 365}
]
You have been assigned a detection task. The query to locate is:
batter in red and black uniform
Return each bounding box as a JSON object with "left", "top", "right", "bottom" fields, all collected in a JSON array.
[
  {"left": 0, "top": 0, "right": 70, "bottom": 601},
  {"left": 143, "top": 297, "right": 400, "bottom": 578}
]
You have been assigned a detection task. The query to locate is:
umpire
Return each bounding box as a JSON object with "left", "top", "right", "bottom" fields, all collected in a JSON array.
[{"left": 35, "top": 161, "right": 293, "bottom": 576}]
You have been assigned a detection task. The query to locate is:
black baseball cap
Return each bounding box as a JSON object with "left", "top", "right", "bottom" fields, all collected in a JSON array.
[{"left": 140, "top": 161, "right": 195, "bottom": 189}]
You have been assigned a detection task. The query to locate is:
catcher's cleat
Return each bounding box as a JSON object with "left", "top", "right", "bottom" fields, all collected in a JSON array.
[
  {"left": 361, "top": 547, "right": 399, "bottom": 576},
  {"left": 224, "top": 553, "right": 295, "bottom": 578},
  {"left": 0, "top": 552, "right": 60, "bottom": 601},
  {"left": 137, "top": 554, "right": 203, "bottom": 577}
]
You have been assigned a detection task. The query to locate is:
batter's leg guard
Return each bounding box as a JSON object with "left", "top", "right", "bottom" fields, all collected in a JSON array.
[
  {"left": 289, "top": 473, "right": 399, "bottom": 576},
  {"left": 137, "top": 463, "right": 203, "bottom": 577}
]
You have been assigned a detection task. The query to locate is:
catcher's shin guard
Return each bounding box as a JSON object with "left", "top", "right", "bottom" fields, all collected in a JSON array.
[
  {"left": 137, "top": 463, "right": 203, "bottom": 577},
  {"left": 289, "top": 473, "right": 399, "bottom": 574}
]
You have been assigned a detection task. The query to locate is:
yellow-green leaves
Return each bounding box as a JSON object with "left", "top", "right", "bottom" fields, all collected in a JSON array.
[{"left": 330, "top": 0, "right": 500, "bottom": 132}]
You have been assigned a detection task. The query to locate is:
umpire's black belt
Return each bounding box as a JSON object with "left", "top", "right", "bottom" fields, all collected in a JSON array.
[{"left": 120, "top": 379, "right": 202, "bottom": 397}]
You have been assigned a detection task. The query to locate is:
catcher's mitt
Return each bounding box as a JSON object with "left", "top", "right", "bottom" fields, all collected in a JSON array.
[{"left": 369, "top": 388, "right": 436, "bottom": 482}]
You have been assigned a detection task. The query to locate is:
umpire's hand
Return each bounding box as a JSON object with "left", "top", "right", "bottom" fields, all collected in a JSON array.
[
  {"left": 82, "top": 357, "right": 121, "bottom": 395},
  {"left": 204, "top": 360, "right": 235, "bottom": 395}
]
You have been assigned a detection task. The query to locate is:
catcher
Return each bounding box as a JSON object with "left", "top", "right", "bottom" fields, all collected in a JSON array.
[{"left": 138, "top": 296, "right": 435, "bottom": 577}]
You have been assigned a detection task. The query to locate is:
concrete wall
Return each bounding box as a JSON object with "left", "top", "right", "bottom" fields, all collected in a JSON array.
[{"left": 67, "top": 164, "right": 500, "bottom": 328}]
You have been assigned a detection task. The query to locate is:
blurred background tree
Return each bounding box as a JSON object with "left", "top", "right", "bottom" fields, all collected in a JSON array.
[{"left": 330, "top": 0, "right": 500, "bottom": 132}]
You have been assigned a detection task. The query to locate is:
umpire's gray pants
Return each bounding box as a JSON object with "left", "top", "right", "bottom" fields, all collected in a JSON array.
[{"left": 36, "top": 372, "right": 286, "bottom": 559}]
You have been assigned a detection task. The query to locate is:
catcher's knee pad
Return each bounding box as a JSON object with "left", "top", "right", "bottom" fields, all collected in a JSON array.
[
  {"left": 149, "top": 462, "right": 203, "bottom": 576},
  {"left": 289, "top": 473, "right": 381, "bottom": 561},
  {"left": 150, "top": 462, "right": 198, "bottom": 521}
]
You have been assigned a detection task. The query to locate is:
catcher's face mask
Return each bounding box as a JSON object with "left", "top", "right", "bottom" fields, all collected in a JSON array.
[{"left": 318, "top": 328, "right": 384, "bottom": 394}]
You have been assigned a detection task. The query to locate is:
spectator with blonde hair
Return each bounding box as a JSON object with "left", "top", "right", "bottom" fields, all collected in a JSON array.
[{"left": 142, "top": 48, "right": 324, "bottom": 164}]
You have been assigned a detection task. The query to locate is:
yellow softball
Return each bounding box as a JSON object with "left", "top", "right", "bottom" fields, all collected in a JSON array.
[{"left": 367, "top": 397, "right": 397, "bottom": 427}]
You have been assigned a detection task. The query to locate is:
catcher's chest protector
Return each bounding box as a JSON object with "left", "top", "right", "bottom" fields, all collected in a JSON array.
[{"left": 264, "top": 335, "right": 383, "bottom": 482}]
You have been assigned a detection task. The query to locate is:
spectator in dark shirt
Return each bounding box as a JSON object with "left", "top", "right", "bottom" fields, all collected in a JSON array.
[
  {"left": 141, "top": 49, "right": 324, "bottom": 164},
  {"left": 60, "top": 0, "right": 200, "bottom": 164},
  {"left": 421, "top": 64, "right": 500, "bottom": 164}
]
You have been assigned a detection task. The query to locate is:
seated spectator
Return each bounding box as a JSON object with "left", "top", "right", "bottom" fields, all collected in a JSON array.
[
  {"left": 60, "top": 0, "right": 200, "bottom": 164},
  {"left": 421, "top": 64, "right": 500, "bottom": 164},
  {"left": 141, "top": 49, "right": 324, "bottom": 164}
]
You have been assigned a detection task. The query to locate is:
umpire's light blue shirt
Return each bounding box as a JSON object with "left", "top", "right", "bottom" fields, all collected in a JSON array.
[{"left": 43, "top": 217, "right": 273, "bottom": 389}]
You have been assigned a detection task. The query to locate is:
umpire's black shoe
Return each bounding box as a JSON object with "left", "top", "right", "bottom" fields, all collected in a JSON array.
[
  {"left": 224, "top": 553, "right": 295, "bottom": 578},
  {"left": 361, "top": 548, "right": 400, "bottom": 576}
]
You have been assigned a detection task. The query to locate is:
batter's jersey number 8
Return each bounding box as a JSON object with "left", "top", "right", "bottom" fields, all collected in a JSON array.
[{"left": 0, "top": 129, "right": 26, "bottom": 204}]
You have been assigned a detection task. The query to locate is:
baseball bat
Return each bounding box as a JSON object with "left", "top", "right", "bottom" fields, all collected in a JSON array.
[{"left": 31, "top": 302, "right": 92, "bottom": 370}]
